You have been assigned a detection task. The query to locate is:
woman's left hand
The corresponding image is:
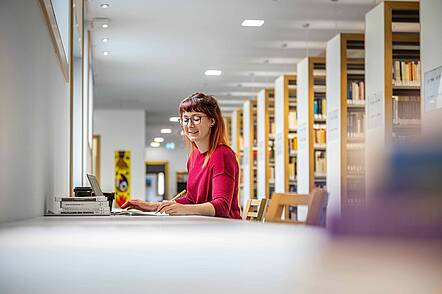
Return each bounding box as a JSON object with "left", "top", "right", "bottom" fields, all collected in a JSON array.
[{"left": 157, "top": 201, "right": 191, "bottom": 215}]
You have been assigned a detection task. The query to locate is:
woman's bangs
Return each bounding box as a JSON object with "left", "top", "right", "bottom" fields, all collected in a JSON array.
[{"left": 179, "top": 97, "right": 206, "bottom": 115}]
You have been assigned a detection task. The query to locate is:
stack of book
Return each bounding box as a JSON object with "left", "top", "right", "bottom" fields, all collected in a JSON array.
[
  {"left": 347, "top": 80, "right": 365, "bottom": 105},
  {"left": 53, "top": 196, "right": 111, "bottom": 215},
  {"left": 313, "top": 125, "right": 327, "bottom": 146},
  {"left": 392, "top": 60, "right": 421, "bottom": 86},
  {"left": 314, "top": 98, "right": 326, "bottom": 119},
  {"left": 314, "top": 150, "right": 327, "bottom": 176},
  {"left": 392, "top": 95, "right": 421, "bottom": 125}
]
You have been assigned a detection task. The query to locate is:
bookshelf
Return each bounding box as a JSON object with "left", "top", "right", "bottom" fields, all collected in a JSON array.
[
  {"left": 326, "top": 33, "right": 366, "bottom": 219},
  {"left": 256, "top": 88, "right": 275, "bottom": 199},
  {"left": 242, "top": 100, "right": 257, "bottom": 206},
  {"left": 365, "top": 1, "right": 420, "bottom": 195},
  {"left": 176, "top": 171, "right": 188, "bottom": 194},
  {"left": 297, "top": 57, "right": 326, "bottom": 196},
  {"left": 223, "top": 116, "right": 232, "bottom": 146},
  {"left": 274, "top": 74, "right": 297, "bottom": 194},
  {"left": 231, "top": 108, "right": 244, "bottom": 207}
]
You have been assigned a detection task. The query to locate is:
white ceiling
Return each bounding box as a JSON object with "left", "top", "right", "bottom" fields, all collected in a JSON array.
[{"left": 88, "top": 0, "right": 377, "bottom": 145}]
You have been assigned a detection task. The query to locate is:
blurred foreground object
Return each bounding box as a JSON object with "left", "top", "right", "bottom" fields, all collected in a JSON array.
[{"left": 331, "top": 135, "right": 442, "bottom": 238}]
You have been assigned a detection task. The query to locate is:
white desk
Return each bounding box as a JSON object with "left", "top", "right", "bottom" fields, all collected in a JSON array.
[{"left": 0, "top": 216, "right": 440, "bottom": 294}]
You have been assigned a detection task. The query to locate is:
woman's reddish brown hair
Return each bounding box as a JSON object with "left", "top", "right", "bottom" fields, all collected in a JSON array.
[{"left": 179, "top": 92, "right": 228, "bottom": 166}]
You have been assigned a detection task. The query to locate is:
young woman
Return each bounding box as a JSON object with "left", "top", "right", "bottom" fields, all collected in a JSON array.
[{"left": 121, "top": 92, "right": 241, "bottom": 219}]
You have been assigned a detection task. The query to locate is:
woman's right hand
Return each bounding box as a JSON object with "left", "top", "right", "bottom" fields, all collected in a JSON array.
[{"left": 120, "top": 199, "right": 159, "bottom": 212}]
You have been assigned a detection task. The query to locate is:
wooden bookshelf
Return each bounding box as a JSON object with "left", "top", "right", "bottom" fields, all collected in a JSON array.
[
  {"left": 297, "top": 57, "right": 326, "bottom": 195},
  {"left": 365, "top": 1, "right": 420, "bottom": 195},
  {"left": 274, "top": 74, "right": 297, "bottom": 194},
  {"left": 242, "top": 100, "right": 257, "bottom": 205},
  {"left": 223, "top": 116, "right": 232, "bottom": 146},
  {"left": 326, "top": 33, "right": 366, "bottom": 219},
  {"left": 231, "top": 108, "right": 244, "bottom": 207},
  {"left": 256, "top": 88, "right": 275, "bottom": 199}
]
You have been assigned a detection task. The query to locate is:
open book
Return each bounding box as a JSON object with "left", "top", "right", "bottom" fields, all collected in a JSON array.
[{"left": 112, "top": 209, "right": 169, "bottom": 216}]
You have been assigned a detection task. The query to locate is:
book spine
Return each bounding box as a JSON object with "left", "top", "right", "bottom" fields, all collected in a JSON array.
[
  {"left": 60, "top": 207, "right": 110, "bottom": 214},
  {"left": 359, "top": 81, "right": 365, "bottom": 101},
  {"left": 55, "top": 196, "right": 107, "bottom": 202},
  {"left": 59, "top": 209, "right": 111, "bottom": 215},
  {"left": 61, "top": 202, "right": 109, "bottom": 208}
]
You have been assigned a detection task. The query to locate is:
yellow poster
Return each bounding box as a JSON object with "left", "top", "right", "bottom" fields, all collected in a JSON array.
[{"left": 115, "top": 150, "right": 131, "bottom": 208}]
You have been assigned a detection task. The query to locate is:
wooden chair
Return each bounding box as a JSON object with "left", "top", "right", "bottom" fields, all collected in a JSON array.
[
  {"left": 242, "top": 198, "right": 270, "bottom": 221},
  {"left": 265, "top": 188, "right": 329, "bottom": 226}
]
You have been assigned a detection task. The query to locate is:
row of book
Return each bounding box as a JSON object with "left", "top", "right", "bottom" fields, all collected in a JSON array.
[
  {"left": 314, "top": 98, "right": 326, "bottom": 116},
  {"left": 345, "top": 179, "right": 365, "bottom": 207},
  {"left": 52, "top": 196, "right": 111, "bottom": 215},
  {"left": 288, "top": 111, "right": 297, "bottom": 130},
  {"left": 288, "top": 157, "right": 297, "bottom": 181},
  {"left": 270, "top": 121, "right": 276, "bottom": 134},
  {"left": 392, "top": 60, "right": 421, "bottom": 86},
  {"left": 314, "top": 150, "right": 326, "bottom": 175},
  {"left": 347, "top": 112, "right": 365, "bottom": 138},
  {"left": 347, "top": 163, "right": 365, "bottom": 175},
  {"left": 288, "top": 136, "right": 298, "bottom": 155},
  {"left": 392, "top": 132, "right": 420, "bottom": 145},
  {"left": 347, "top": 148, "right": 365, "bottom": 175},
  {"left": 347, "top": 142, "right": 364, "bottom": 150},
  {"left": 392, "top": 95, "right": 421, "bottom": 125},
  {"left": 269, "top": 166, "right": 275, "bottom": 180},
  {"left": 347, "top": 148, "right": 364, "bottom": 172},
  {"left": 347, "top": 80, "right": 365, "bottom": 102},
  {"left": 314, "top": 125, "right": 327, "bottom": 145}
]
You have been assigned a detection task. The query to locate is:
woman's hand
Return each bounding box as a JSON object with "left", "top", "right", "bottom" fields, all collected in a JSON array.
[
  {"left": 121, "top": 199, "right": 159, "bottom": 212},
  {"left": 156, "top": 201, "right": 191, "bottom": 216}
]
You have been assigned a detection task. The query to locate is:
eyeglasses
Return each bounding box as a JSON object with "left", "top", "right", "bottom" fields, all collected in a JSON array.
[{"left": 179, "top": 115, "right": 207, "bottom": 126}]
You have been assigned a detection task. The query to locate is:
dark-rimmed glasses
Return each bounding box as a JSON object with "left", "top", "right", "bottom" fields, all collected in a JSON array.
[{"left": 179, "top": 115, "right": 207, "bottom": 126}]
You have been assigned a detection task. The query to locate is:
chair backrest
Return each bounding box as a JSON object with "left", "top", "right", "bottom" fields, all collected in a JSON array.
[
  {"left": 243, "top": 198, "right": 269, "bottom": 221},
  {"left": 265, "top": 193, "right": 309, "bottom": 223},
  {"left": 305, "top": 189, "right": 329, "bottom": 226},
  {"left": 265, "top": 189, "right": 329, "bottom": 226}
]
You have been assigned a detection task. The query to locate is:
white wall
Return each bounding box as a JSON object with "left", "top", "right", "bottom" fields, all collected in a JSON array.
[
  {"left": 94, "top": 110, "right": 145, "bottom": 200},
  {"left": 421, "top": 0, "right": 442, "bottom": 136},
  {"left": 145, "top": 146, "right": 188, "bottom": 200},
  {"left": 0, "top": 0, "right": 70, "bottom": 222}
]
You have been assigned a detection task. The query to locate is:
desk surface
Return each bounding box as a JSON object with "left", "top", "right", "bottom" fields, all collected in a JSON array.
[{"left": 0, "top": 216, "right": 440, "bottom": 294}]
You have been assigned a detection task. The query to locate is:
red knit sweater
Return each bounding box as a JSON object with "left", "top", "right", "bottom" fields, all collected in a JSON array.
[{"left": 176, "top": 144, "right": 241, "bottom": 219}]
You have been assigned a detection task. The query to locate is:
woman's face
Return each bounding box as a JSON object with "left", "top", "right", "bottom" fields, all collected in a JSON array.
[{"left": 181, "top": 111, "right": 213, "bottom": 144}]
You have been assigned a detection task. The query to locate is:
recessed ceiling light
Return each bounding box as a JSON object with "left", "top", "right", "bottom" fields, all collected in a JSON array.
[
  {"left": 205, "top": 70, "right": 222, "bottom": 76},
  {"left": 103, "top": 51, "right": 109, "bottom": 56},
  {"left": 102, "top": 38, "right": 109, "bottom": 43},
  {"left": 241, "top": 19, "right": 264, "bottom": 27},
  {"left": 150, "top": 142, "right": 160, "bottom": 148},
  {"left": 154, "top": 137, "right": 164, "bottom": 143},
  {"left": 100, "top": 4, "right": 110, "bottom": 8},
  {"left": 169, "top": 117, "right": 180, "bottom": 122},
  {"left": 161, "top": 128, "right": 172, "bottom": 134},
  {"left": 102, "top": 24, "right": 109, "bottom": 29},
  {"left": 165, "top": 143, "right": 176, "bottom": 150}
]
